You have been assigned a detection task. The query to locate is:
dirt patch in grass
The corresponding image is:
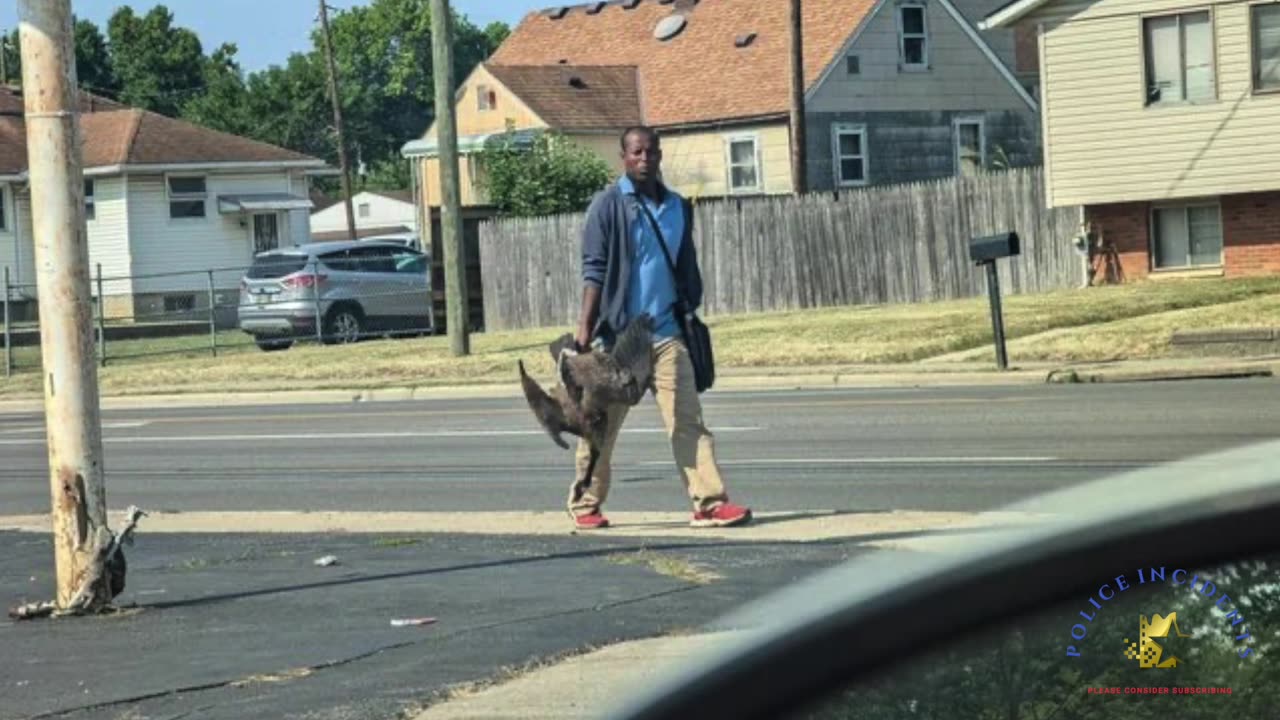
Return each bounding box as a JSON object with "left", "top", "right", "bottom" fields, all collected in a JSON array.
[{"left": 607, "top": 549, "right": 724, "bottom": 585}]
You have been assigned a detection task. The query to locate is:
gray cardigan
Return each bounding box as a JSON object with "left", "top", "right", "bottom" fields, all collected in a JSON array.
[{"left": 580, "top": 181, "right": 704, "bottom": 346}]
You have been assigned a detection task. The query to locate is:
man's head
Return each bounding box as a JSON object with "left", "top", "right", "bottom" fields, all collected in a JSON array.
[{"left": 620, "top": 126, "right": 661, "bottom": 185}]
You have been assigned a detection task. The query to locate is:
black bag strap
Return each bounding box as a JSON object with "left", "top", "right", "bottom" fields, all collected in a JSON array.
[{"left": 633, "top": 194, "right": 689, "bottom": 306}]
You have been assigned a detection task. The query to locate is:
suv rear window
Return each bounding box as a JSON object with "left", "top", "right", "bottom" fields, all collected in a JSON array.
[{"left": 247, "top": 254, "right": 309, "bottom": 279}]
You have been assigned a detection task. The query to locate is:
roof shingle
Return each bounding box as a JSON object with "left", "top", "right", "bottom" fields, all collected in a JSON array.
[
  {"left": 484, "top": 64, "right": 642, "bottom": 129},
  {"left": 490, "top": 0, "right": 879, "bottom": 128},
  {"left": 0, "top": 85, "right": 323, "bottom": 174}
]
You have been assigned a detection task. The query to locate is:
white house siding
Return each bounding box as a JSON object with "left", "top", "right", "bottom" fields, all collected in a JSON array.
[
  {"left": 127, "top": 172, "right": 294, "bottom": 295},
  {"left": 1029, "top": 0, "right": 1280, "bottom": 207},
  {"left": 85, "top": 176, "right": 133, "bottom": 299},
  {"left": 0, "top": 183, "right": 19, "bottom": 297},
  {"left": 287, "top": 172, "right": 311, "bottom": 246},
  {"left": 310, "top": 190, "right": 415, "bottom": 236}
]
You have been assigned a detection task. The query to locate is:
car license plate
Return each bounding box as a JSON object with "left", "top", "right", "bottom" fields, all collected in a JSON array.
[{"left": 256, "top": 294, "right": 268, "bottom": 306}]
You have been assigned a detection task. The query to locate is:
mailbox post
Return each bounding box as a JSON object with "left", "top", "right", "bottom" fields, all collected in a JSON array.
[{"left": 969, "top": 232, "right": 1021, "bottom": 371}]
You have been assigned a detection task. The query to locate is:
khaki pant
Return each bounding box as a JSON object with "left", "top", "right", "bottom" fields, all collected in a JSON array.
[{"left": 569, "top": 337, "right": 728, "bottom": 516}]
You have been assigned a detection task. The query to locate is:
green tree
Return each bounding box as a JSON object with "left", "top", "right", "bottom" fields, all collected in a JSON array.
[
  {"left": 320, "top": 0, "right": 502, "bottom": 187},
  {"left": 180, "top": 43, "right": 251, "bottom": 136},
  {"left": 476, "top": 130, "right": 613, "bottom": 217},
  {"left": 74, "top": 19, "right": 118, "bottom": 95},
  {"left": 107, "top": 6, "right": 206, "bottom": 116}
]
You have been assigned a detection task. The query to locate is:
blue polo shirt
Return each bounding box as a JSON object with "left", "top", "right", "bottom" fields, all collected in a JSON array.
[{"left": 619, "top": 175, "right": 683, "bottom": 341}]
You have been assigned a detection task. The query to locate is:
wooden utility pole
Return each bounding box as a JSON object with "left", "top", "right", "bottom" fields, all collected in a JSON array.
[
  {"left": 318, "top": 0, "right": 358, "bottom": 242},
  {"left": 429, "top": 0, "right": 469, "bottom": 355},
  {"left": 18, "top": 0, "right": 112, "bottom": 613},
  {"left": 789, "top": 0, "right": 807, "bottom": 195}
]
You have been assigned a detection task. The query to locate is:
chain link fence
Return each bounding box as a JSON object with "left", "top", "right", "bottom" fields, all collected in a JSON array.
[{"left": 2, "top": 253, "right": 440, "bottom": 376}]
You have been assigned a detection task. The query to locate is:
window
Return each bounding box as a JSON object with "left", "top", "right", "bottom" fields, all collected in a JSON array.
[
  {"left": 725, "top": 135, "right": 761, "bottom": 193},
  {"left": 84, "top": 179, "right": 95, "bottom": 221},
  {"left": 1254, "top": 3, "right": 1280, "bottom": 92},
  {"left": 164, "top": 294, "right": 196, "bottom": 313},
  {"left": 393, "top": 249, "right": 427, "bottom": 274},
  {"left": 358, "top": 202, "right": 371, "bottom": 218},
  {"left": 476, "top": 84, "right": 497, "bottom": 111},
  {"left": 0, "top": 186, "right": 7, "bottom": 231},
  {"left": 167, "top": 176, "right": 206, "bottom": 219},
  {"left": 954, "top": 118, "right": 985, "bottom": 176},
  {"left": 898, "top": 3, "right": 928, "bottom": 69},
  {"left": 1144, "top": 11, "right": 1215, "bottom": 105},
  {"left": 1152, "top": 203, "right": 1222, "bottom": 269},
  {"left": 832, "top": 124, "right": 868, "bottom": 187},
  {"left": 846, "top": 55, "right": 860, "bottom": 75}
]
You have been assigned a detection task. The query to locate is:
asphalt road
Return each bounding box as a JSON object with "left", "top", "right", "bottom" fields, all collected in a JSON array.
[{"left": 4, "top": 379, "right": 1280, "bottom": 515}]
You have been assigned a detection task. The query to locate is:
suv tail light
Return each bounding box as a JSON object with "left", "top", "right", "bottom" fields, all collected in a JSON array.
[{"left": 282, "top": 273, "right": 327, "bottom": 289}]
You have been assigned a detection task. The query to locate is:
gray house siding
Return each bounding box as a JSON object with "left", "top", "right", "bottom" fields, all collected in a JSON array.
[
  {"left": 806, "top": 109, "right": 1042, "bottom": 191},
  {"left": 800, "top": 0, "right": 1042, "bottom": 192}
]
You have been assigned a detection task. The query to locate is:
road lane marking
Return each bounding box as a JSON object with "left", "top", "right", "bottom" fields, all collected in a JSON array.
[
  {"left": 0, "top": 426, "right": 762, "bottom": 446},
  {"left": 84, "top": 396, "right": 1052, "bottom": 426},
  {"left": 637, "top": 456, "right": 1060, "bottom": 466}
]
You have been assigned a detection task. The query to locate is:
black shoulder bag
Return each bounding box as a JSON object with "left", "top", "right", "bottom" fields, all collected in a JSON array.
[{"left": 635, "top": 199, "right": 715, "bottom": 393}]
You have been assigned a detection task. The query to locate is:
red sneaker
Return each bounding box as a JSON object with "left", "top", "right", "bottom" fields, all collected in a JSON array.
[
  {"left": 691, "top": 502, "right": 753, "bottom": 528},
  {"left": 574, "top": 512, "right": 610, "bottom": 530}
]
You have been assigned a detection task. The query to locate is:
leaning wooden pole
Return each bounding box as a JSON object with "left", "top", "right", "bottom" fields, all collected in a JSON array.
[
  {"left": 18, "top": 0, "right": 112, "bottom": 613},
  {"left": 429, "top": 0, "right": 470, "bottom": 355}
]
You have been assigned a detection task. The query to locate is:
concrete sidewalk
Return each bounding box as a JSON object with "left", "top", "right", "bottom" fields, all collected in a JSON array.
[
  {"left": 408, "top": 631, "right": 747, "bottom": 720},
  {"left": 2, "top": 356, "right": 1275, "bottom": 413}
]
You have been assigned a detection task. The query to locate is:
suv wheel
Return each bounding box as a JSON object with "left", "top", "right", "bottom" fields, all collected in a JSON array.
[{"left": 323, "top": 305, "right": 363, "bottom": 345}]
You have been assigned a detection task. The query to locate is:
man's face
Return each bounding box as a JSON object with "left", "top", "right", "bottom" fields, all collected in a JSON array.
[{"left": 622, "top": 132, "right": 661, "bottom": 184}]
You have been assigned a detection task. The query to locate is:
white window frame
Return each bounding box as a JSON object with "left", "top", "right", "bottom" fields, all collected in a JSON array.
[
  {"left": 897, "top": 2, "right": 929, "bottom": 71},
  {"left": 358, "top": 202, "right": 371, "bottom": 218},
  {"left": 953, "top": 116, "right": 986, "bottom": 175},
  {"left": 1252, "top": 2, "right": 1280, "bottom": 93},
  {"left": 84, "top": 179, "right": 96, "bottom": 221},
  {"left": 1149, "top": 200, "right": 1224, "bottom": 271},
  {"left": 831, "top": 123, "right": 869, "bottom": 188},
  {"left": 1141, "top": 9, "right": 1217, "bottom": 107},
  {"left": 724, "top": 133, "right": 762, "bottom": 195},
  {"left": 166, "top": 175, "right": 207, "bottom": 220}
]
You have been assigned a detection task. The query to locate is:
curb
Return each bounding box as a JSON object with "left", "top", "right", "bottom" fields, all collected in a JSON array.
[
  {"left": 1045, "top": 364, "right": 1275, "bottom": 384},
  {"left": 0, "top": 369, "right": 1049, "bottom": 412}
]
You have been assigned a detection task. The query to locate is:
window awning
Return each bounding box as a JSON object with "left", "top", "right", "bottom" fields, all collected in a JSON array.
[{"left": 217, "top": 193, "right": 315, "bottom": 214}]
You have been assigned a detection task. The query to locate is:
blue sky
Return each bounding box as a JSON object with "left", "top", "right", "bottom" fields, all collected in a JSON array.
[{"left": 0, "top": 1, "right": 549, "bottom": 71}]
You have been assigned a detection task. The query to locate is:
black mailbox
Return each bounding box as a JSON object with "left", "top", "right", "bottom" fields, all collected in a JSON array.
[{"left": 969, "top": 232, "right": 1020, "bottom": 264}]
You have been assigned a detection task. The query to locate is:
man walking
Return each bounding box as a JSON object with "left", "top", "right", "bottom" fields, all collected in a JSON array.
[{"left": 568, "top": 125, "right": 752, "bottom": 531}]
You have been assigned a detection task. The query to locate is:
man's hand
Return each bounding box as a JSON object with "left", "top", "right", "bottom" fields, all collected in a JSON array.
[{"left": 575, "top": 285, "right": 602, "bottom": 354}]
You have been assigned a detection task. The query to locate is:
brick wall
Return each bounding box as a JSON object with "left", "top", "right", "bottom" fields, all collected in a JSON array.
[
  {"left": 1222, "top": 192, "right": 1280, "bottom": 276},
  {"left": 1085, "top": 202, "right": 1150, "bottom": 282},
  {"left": 1085, "top": 192, "right": 1280, "bottom": 281}
]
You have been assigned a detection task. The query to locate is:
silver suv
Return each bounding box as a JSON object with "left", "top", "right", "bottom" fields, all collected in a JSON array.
[{"left": 237, "top": 240, "right": 431, "bottom": 351}]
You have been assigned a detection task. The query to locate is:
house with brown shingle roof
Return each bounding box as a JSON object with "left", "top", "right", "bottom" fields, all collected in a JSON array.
[
  {"left": 402, "top": 0, "right": 1041, "bottom": 215},
  {"left": 0, "top": 86, "right": 332, "bottom": 322}
]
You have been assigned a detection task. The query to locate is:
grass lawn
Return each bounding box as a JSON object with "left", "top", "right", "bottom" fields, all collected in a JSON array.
[{"left": 2, "top": 277, "right": 1279, "bottom": 398}]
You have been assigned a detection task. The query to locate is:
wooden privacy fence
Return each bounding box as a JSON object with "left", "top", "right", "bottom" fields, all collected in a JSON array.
[{"left": 478, "top": 166, "right": 1085, "bottom": 331}]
